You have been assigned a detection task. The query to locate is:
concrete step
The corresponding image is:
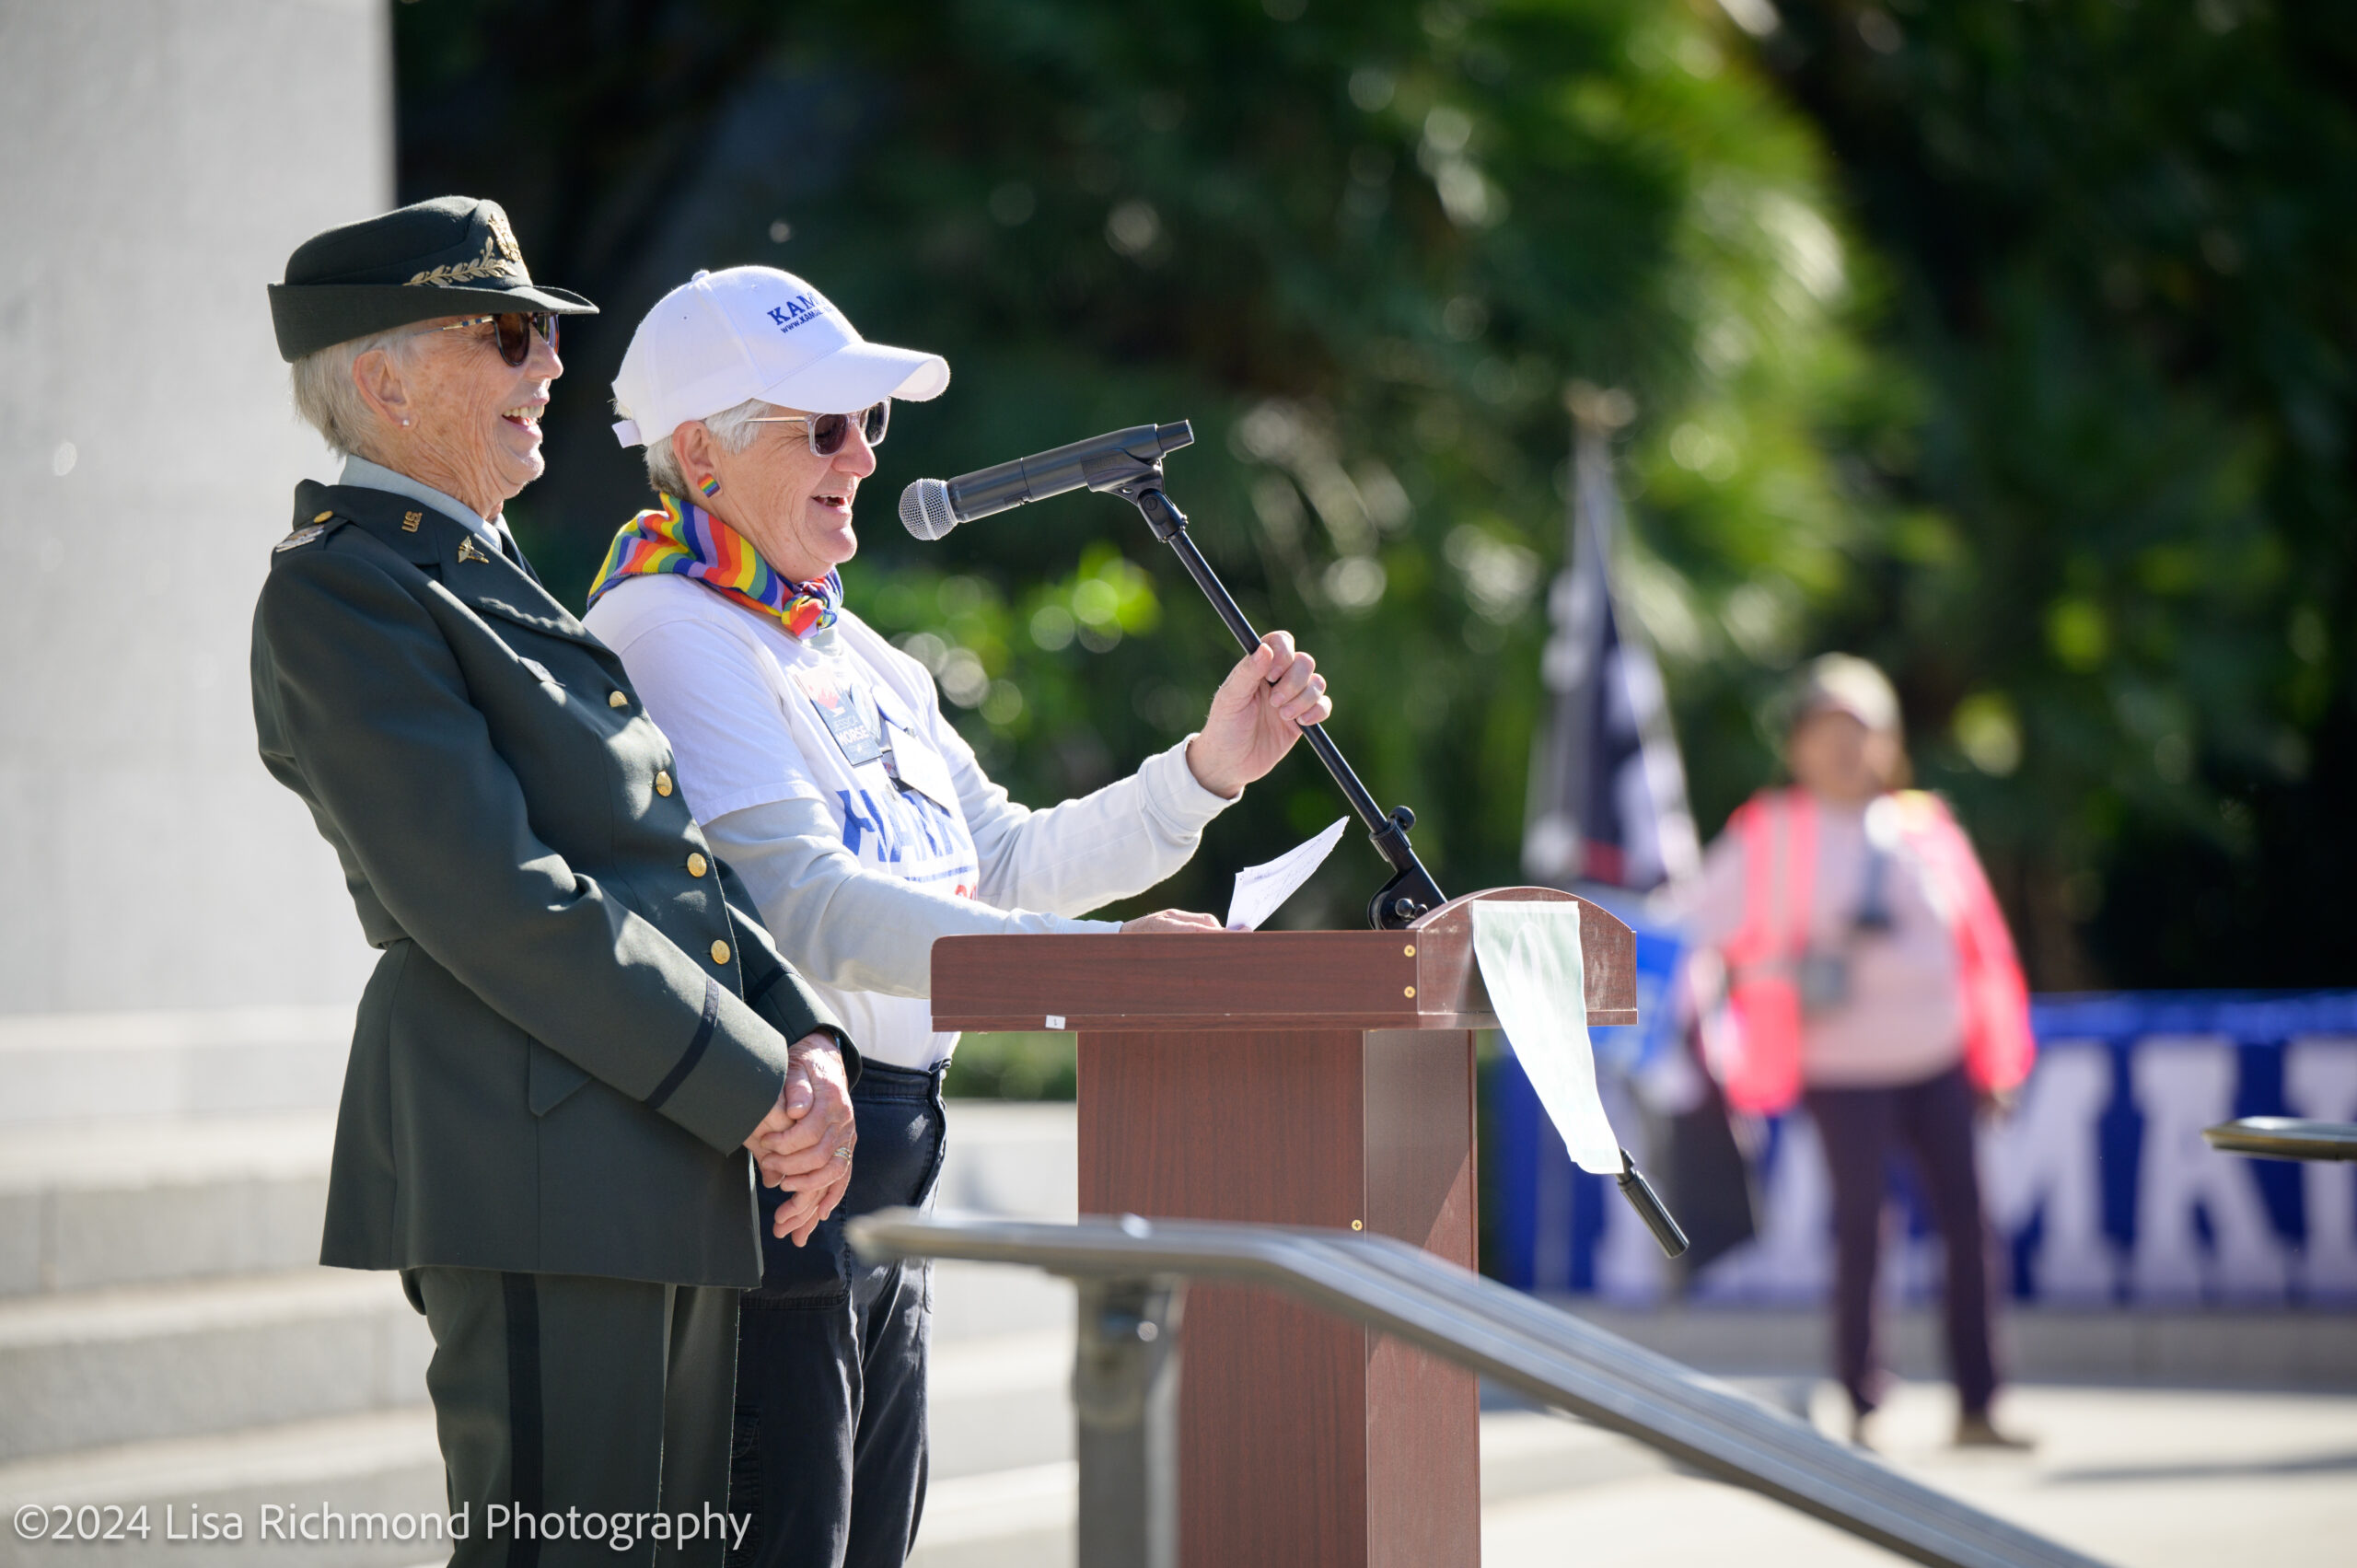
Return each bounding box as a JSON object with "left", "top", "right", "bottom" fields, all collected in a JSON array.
[
  {"left": 935, "top": 1100, "right": 1075, "bottom": 1222},
  {"left": 0, "top": 1009, "right": 352, "bottom": 1128},
  {"left": 907, "top": 1460, "right": 1074, "bottom": 1568},
  {"left": 0, "top": 1112, "right": 334, "bottom": 1298},
  {"left": 0, "top": 1099, "right": 1069, "bottom": 1303},
  {"left": 929, "top": 1257, "right": 1074, "bottom": 1345},
  {"left": 1563, "top": 1299, "right": 2357, "bottom": 1388},
  {"left": 0, "top": 1408, "right": 442, "bottom": 1568},
  {"left": 928, "top": 1329, "right": 1074, "bottom": 1481},
  {"left": 0, "top": 1322, "right": 1074, "bottom": 1565},
  {"left": 924, "top": 1101, "right": 1077, "bottom": 1351},
  {"left": 0, "top": 1097, "right": 1066, "bottom": 1471},
  {"left": 0, "top": 1270, "right": 430, "bottom": 1463}
]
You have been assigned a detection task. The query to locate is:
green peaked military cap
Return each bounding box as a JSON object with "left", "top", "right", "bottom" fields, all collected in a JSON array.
[{"left": 268, "top": 195, "right": 597, "bottom": 362}]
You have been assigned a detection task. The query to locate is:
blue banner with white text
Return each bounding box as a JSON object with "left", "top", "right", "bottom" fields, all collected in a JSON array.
[{"left": 1494, "top": 992, "right": 2357, "bottom": 1307}]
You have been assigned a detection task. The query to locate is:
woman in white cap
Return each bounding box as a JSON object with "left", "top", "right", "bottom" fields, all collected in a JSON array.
[
  {"left": 583, "top": 266, "right": 1331, "bottom": 1568},
  {"left": 1684, "top": 654, "right": 2035, "bottom": 1450}
]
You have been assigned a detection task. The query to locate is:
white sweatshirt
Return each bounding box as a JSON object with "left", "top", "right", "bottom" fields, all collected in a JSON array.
[{"left": 585, "top": 574, "right": 1233, "bottom": 1068}]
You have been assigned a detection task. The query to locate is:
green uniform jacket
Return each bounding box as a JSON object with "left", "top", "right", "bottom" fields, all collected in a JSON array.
[{"left": 251, "top": 480, "right": 853, "bottom": 1288}]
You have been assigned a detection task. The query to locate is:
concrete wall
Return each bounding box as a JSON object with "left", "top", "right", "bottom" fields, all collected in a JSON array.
[{"left": 0, "top": 0, "right": 389, "bottom": 1015}]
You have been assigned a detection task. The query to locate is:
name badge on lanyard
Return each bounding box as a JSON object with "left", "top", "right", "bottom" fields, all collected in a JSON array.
[
  {"left": 880, "top": 720, "right": 960, "bottom": 814},
  {"left": 791, "top": 666, "right": 883, "bottom": 766}
]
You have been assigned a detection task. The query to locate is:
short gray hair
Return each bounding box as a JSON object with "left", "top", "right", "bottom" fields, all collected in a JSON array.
[
  {"left": 641, "top": 397, "right": 769, "bottom": 497},
  {"left": 289, "top": 327, "right": 419, "bottom": 459}
]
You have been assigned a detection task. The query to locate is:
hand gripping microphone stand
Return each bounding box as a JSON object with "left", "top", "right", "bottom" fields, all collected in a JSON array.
[{"left": 1085, "top": 423, "right": 1446, "bottom": 930}]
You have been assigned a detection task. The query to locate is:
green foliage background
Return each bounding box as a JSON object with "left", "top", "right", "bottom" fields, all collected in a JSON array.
[{"left": 397, "top": 0, "right": 2355, "bottom": 988}]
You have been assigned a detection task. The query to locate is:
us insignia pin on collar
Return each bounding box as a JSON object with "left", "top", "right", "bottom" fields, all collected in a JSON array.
[
  {"left": 402, "top": 511, "right": 423, "bottom": 532},
  {"left": 457, "top": 538, "right": 492, "bottom": 563}
]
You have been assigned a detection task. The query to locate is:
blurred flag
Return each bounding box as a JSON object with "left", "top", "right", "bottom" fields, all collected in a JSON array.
[
  {"left": 1521, "top": 389, "right": 1700, "bottom": 896},
  {"left": 1519, "top": 387, "right": 1753, "bottom": 1282}
]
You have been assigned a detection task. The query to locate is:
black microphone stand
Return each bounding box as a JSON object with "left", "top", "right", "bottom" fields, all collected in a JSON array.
[
  {"left": 1086, "top": 456, "right": 1447, "bottom": 930},
  {"left": 1078, "top": 439, "right": 1687, "bottom": 1260}
]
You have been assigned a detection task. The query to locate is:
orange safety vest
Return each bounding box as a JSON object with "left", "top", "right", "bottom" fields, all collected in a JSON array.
[{"left": 1713, "top": 788, "right": 2036, "bottom": 1114}]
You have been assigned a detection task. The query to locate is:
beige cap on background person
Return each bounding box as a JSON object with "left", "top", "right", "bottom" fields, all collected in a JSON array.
[
  {"left": 1792, "top": 653, "right": 1902, "bottom": 735},
  {"left": 610, "top": 266, "right": 949, "bottom": 449}
]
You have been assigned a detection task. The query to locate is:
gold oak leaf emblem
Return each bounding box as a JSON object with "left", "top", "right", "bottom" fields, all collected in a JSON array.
[
  {"left": 405, "top": 233, "right": 531, "bottom": 289},
  {"left": 485, "top": 209, "right": 525, "bottom": 266}
]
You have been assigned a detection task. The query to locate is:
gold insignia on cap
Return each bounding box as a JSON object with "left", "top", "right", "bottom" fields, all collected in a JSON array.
[
  {"left": 407, "top": 230, "right": 531, "bottom": 289},
  {"left": 485, "top": 208, "right": 525, "bottom": 266},
  {"left": 457, "top": 538, "right": 492, "bottom": 563},
  {"left": 402, "top": 511, "right": 422, "bottom": 533}
]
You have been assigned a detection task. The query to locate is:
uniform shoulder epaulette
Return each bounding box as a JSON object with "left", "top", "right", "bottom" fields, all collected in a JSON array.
[{"left": 273, "top": 508, "right": 345, "bottom": 555}]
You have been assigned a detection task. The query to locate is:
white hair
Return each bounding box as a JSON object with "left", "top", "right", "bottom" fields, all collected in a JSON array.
[
  {"left": 288, "top": 326, "right": 421, "bottom": 459},
  {"left": 641, "top": 397, "right": 769, "bottom": 497}
]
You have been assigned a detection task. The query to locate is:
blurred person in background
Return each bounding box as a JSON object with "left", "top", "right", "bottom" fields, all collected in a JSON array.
[
  {"left": 585, "top": 266, "right": 1333, "bottom": 1568},
  {"left": 1680, "top": 655, "right": 2035, "bottom": 1449}
]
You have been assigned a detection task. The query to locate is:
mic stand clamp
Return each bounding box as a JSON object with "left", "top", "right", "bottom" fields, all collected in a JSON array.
[{"left": 1092, "top": 461, "right": 1447, "bottom": 931}]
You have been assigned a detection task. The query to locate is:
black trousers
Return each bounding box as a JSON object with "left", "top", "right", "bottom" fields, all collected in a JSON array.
[
  {"left": 1803, "top": 1062, "right": 2001, "bottom": 1418},
  {"left": 409, "top": 1266, "right": 740, "bottom": 1567},
  {"left": 729, "top": 1061, "right": 948, "bottom": 1568}
]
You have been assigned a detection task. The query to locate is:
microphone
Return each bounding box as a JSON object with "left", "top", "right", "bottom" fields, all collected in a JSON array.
[{"left": 900, "top": 422, "right": 1193, "bottom": 540}]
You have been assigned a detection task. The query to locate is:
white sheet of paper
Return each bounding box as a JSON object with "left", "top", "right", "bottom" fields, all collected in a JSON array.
[
  {"left": 1471, "top": 900, "right": 1624, "bottom": 1176},
  {"left": 1225, "top": 818, "right": 1349, "bottom": 932}
]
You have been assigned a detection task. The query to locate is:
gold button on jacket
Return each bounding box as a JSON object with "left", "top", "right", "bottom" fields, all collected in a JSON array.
[
  {"left": 608, "top": 691, "right": 629, "bottom": 709},
  {"left": 687, "top": 853, "right": 709, "bottom": 877},
  {"left": 710, "top": 939, "right": 731, "bottom": 965},
  {"left": 655, "top": 771, "right": 674, "bottom": 796}
]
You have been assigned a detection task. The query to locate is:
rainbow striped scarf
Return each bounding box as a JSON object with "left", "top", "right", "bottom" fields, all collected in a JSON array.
[{"left": 586, "top": 494, "right": 841, "bottom": 639}]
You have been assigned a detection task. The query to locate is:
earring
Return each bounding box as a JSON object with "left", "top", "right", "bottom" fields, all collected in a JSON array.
[{"left": 697, "top": 475, "right": 722, "bottom": 499}]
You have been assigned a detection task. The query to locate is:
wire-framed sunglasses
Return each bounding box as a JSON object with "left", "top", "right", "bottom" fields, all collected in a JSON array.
[
  {"left": 414, "top": 311, "right": 560, "bottom": 366},
  {"left": 742, "top": 401, "right": 890, "bottom": 456}
]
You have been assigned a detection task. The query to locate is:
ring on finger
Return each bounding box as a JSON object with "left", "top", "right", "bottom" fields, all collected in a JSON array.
[{"left": 833, "top": 1146, "right": 854, "bottom": 1161}]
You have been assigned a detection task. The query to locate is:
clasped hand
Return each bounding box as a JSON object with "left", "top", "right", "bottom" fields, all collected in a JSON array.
[{"left": 741, "top": 1031, "right": 855, "bottom": 1246}]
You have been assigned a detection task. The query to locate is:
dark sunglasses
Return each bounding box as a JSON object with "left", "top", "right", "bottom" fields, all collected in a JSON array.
[
  {"left": 419, "top": 311, "right": 560, "bottom": 366},
  {"left": 742, "top": 401, "right": 890, "bottom": 456}
]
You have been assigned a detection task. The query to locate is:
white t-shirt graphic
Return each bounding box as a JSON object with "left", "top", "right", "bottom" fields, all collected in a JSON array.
[
  {"left": 586, "top": 573, "right": 1232, "bottom": 1068},
  {"left": 787, "top": 661, "right": 978, "bottom": 891}
]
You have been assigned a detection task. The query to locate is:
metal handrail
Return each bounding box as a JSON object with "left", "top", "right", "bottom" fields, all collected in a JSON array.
[
  {"left": 2203, "top": 1116, "right": 2357, "bottom": 1161},
  {"left": 849, "top": 1209, "right": 2110, "bottom": 1568}
]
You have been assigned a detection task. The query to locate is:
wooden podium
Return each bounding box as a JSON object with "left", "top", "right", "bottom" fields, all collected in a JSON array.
[{"left": 932, "top": 888, "right": 1636, "bottom": 1568}]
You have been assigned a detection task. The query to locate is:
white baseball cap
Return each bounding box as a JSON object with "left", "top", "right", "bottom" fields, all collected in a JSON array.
[{"left": 610, "top": 266, "right": 949, "bottom": 449}]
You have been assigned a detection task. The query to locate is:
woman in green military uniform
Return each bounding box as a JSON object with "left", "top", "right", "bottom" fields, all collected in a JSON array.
[{"left": 255, "top": 197, "right": 859, "bottom": 1566}]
